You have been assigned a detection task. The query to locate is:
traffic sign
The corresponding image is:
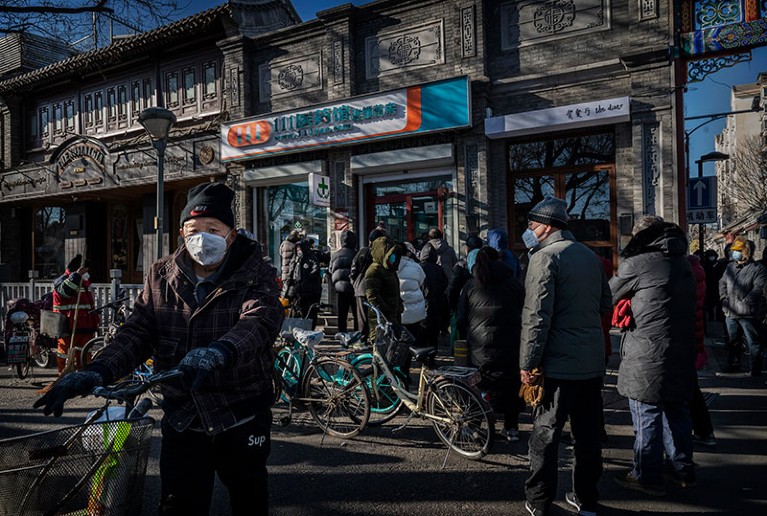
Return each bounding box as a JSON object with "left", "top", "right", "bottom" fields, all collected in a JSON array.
[
  {"left": 687, "top": 177, "right": 716, "bottom": 209},
  {"left": 687, "top": 176, "right": 717, "bottom": 224}
]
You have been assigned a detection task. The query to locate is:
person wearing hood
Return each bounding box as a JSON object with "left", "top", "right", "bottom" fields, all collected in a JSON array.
[
  {"left": 288, "top": 239, "right": 322, "bottom": 328},
  {"left": 364, "top": 236, "right": 403, "bottom": 342},
  {"left": 329, "top": 230, "right": 359, "bottom": 333},
  {"left": 456, "top": 246, "right": 524, "bottom": 442},
  {"left": 419, "top": 242, "right": 450, "bottom": 349},
  {"left": 447, "top": 234, "right": 484, "bottom": 312},
  {"left": 610, "top": 216, "right": 697, "bottom": 496},
  {"left": 351, "top": 229, "right": 386, "bottom": 342},
  {"left": 719, "top": 236, "right": 767, "bottom": 375},
  {"left": 35, "top": 182, "right": 284, "bottom": 515},
  {"left": 51, "top": 254, "right": 100, "bottom": 372},
  {"left": 487, "top": 228, "right": 521, "bottom": 279},
  {"left": 427, "top": 227, "right": 458, "bottom": 282}
]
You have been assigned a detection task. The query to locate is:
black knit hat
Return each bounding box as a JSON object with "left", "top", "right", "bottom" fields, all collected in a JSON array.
[
  {"left": 528, "top": 196, "right": 569, "bottom": 229},
  {"left": 67, "top": 254, "right": 82, "bottom": 272},
  {"left": 368, "top": 228, "right": 386, "bottom": 243},
  {"left": 180, "top": 183, "right": 235, "bottom": 229},
  {"left": 465, "top": 234, "right": 483, "bottom": 251}
]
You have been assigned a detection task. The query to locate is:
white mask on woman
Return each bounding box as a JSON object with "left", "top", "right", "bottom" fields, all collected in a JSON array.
[{"left": 185, "top": 233, "right": 228, "bottom": 267}]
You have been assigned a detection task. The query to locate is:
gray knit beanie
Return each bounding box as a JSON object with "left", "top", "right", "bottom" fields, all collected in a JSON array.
[{"left": 528, "top": 196, "right": 569, "bottom": 229}]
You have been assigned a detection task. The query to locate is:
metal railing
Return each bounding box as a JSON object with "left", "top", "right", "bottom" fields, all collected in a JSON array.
[{"left": 0, "top": 269, "right": 143, "bottom": 337}]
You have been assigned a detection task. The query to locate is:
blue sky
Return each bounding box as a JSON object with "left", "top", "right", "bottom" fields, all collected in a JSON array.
[{"left": 175, "top": 0, "right": 766, "bottom": 178}]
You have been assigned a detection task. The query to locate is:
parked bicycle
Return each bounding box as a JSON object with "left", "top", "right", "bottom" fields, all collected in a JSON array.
[
  {"left": 362, "top": 302, "right": 495, "bottom": 463},
  {"left": 273, "top": 326, "right": 370, "bottom": 438},
  {"left": 79, "top": 294, "right": 132, "bottom": 367},
  {"left": 3, "top": 297, "right": 57, "bottom": 379},
  {"left": 0, "top": 368, "right": 181, "bottom": 515}
]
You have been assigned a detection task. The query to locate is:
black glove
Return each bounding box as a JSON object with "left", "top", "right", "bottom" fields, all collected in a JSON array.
[
  {"left": 33, "top": 370, "right": 103, "bottom": 417},
  {"left": 178, "top": 342, "right": 234, "bottom": 390}
]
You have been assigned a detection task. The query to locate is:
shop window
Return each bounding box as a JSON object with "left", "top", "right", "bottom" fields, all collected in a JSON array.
[
  {"left": 39, "top": 107, "right": 49, "bottom": 139},
  {"left": 203, "top": 62, "right": 217, "bottom": 98},
  {"left": 166, "top": 72, "right": 179, "bottom": 108},
  {"left": 84, "top": 94, "right": 94, "bottom": 127},
  {"left": 53, "top": 103, "right": 63, "bottom": 133},
  {"left": 34, "top": 207, "right": 66, "bottom": 279},
  {"left": 266, "top": 182, "right": 328, "bottom": 275},
  {"left": 143, "top": 78, "right": 153, "bottom": 108},
  {"left": 107, "top": 87, "right": 117, "bottom": 121},
  {"left": 64, "top": 100, "right": 74, "bottom": 131},
  {"left": 94, "top": 92, "right": 103, "bottom": 124},
  {"left": 508, "top": 132, "right": 615, "bottom": 252},
  {"left": 183, "top": 68, "right": 196, "bottom": 104}
]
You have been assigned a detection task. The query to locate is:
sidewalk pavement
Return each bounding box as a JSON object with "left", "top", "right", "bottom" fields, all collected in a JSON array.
[{"left": 588, "top": 330, "right": 767, "bottom": 515}]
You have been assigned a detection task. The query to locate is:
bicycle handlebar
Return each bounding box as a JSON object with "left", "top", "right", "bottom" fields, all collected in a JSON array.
[
  {"left": 92, "top": 368, "right": 183, "bottom": 403},
  {"left": 89, "top": 295, "right": 129, "bottom": 314},
  {"left": 362, "top": 301, "right": 389, "bottom": 325}
]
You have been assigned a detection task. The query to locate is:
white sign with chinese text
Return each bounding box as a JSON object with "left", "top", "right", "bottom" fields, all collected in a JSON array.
[
  {"left": 309, "top": 173, "right": 330, "bottom": 207},
  {"left": 485, "top": 97, "right": 631, "bottom": 139}
]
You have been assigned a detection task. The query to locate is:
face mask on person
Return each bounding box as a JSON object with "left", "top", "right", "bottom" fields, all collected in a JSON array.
[
  {"left": 522, "top": 228, "right": 540, "bottom": 249},
  {"left": 731, "top": 250, "right": 743, "bottom": 261},
  {"left": 388, "top": 254, "right": 397, "bottom": 265},
  {"left": 185, "top": 232, "right": 229, "bottom": 267},
  {"left": 81, "top": 272, "right": 90, "bottom": 281},
  {"left": 708, "top": 256, "right": 716, "bottom": 262}
]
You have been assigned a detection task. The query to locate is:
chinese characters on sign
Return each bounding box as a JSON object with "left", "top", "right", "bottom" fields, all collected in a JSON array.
[
  {"left": 686, "top": 210, "right": 717, "bottom": 224},
  {"left": 565, "top": 100, "right": 626, "bottom": 121}
]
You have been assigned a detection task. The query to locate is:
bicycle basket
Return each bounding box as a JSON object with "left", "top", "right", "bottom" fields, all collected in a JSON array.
[
  {"left": 0, "top": 417, "right": 155, "bottom": 516},
  {"left": 280, "top": 317, "right": 312, "bottom": 334},
  {"left": 380, "top": 323, "right": 415, "bottom": 369},
  {"left": 39, "top": 310, "right": 70, "bottom": 339}
]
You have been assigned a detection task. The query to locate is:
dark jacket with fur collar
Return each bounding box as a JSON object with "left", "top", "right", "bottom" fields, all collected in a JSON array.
[
  {"left": 610, "top": 223, "right": 696, "bottom": 403},
  {"left": 89, "top": 235, "right": 283, "bottom": 435}
]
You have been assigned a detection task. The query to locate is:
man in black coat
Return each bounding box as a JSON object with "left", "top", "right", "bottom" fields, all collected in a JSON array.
[
  {"left": 610, "top": 217, "right": 697, "bottom": 495},
  {"left": 419, "top": 243, "right": 449, "bottom": 348},
  {"left": 329, "top": 231, "right": 358, "bottom": 333}
]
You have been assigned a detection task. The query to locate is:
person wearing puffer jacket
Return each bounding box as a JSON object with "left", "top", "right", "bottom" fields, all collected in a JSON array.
[
  {"left": 398, "top": 242, "right": 426, "bottom": 339},
  {"left": 419, "top": 242, "right": 450, "bottom": 348},
  {"left": 427, "top": 227, "right": 458, "bottom": 282},
  {"left": 365, "top": 236, "right": 403, "bottom": 342},
  {"left": 719, "top": 236, "right": 767, "bottom": 375},
  {"left": 329, "top": 230, "right": 358, "bottom": 333}
]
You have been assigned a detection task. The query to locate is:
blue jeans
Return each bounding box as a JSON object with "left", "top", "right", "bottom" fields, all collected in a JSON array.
[
  {"left": 725, "top": 317, "right": 764, "bottom": 375},
  {"left": 627, "top": 398, "right": 694, "bottom": 486}
]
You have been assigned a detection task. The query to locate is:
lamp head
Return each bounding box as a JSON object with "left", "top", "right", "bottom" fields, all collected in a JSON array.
[{"left": 138, "top": 107, "right": 176, "bottom": 141}]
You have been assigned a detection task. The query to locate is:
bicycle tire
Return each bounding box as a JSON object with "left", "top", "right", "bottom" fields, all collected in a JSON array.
[
  {"left": 80, "top": 337, "right": 105, "bottom": 368},
  {"left": 426, "top": 379, "right": 495, "bottom": 460},
  {"left": 15, "top": 360, "right": 30, "bottom": 379},
  {"left": 302, "top": 357, "right": 370, "bottom": 438},
  {"left": 274, "top": 347, "right": 303, "bottom": 402},
  {"left": 32, "top": 349, "right": 55, "bottom": 369},
  {"left": 351, "top": 354, "right": 405, "bottom": 425}
]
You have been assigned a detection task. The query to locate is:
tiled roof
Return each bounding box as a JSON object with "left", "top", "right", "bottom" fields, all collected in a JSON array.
[{"left": 0, "top": 3, "right": 231, "bottom": 94}]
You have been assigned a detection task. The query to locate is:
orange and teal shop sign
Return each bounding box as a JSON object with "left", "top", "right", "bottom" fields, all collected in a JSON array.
[{"left": 221, "top": 76, "right": 471, "bottom": 161}]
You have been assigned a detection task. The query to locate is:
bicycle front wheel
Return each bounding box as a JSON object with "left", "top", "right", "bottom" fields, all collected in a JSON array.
[
  {"left": 80, "top": 337, "right": 105, "bottom": 368},
  {"left": 351, "top": 354, "right": 405, "bottom": 425},
  {"left": 303, "top": 357, "right": 370, "bottom": 438},
  {"left": 427, "top": 379, "right": 495, "bottom": 460},
  {"left": 15, "top": 361, "right": 30, "bottom": 379}
]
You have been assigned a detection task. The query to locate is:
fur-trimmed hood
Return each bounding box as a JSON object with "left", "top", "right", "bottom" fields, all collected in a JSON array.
[{"left": 621, "top": 222, "right": 688, "bottom": 259}]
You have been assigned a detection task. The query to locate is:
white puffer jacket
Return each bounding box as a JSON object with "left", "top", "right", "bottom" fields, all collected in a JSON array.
[{"left": 398, "top": 256, "right": 427, "bottom": 324}]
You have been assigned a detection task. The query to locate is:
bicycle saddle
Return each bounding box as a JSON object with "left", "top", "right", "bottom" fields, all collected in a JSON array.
[
  {"left": 409, "top": 346, "right": 437, "bottom": 363},
  {"left": 335, "top": 331, "right": 363, "bottom": 348},
  {"left": 292, "top": 328, "right": 324, "bottom": 348}
]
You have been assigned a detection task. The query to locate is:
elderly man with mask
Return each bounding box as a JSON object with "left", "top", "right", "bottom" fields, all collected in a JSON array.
[
  {"left": 34, "top": 182, "right": 284, "bottom": 516},
  {"left": 519, "top": 196, "right": 612, "bottom": 516}
]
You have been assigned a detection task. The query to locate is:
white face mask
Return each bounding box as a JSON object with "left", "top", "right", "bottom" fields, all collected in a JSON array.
[
  {"left": 185, "top": 232, "right": 229, "bottom": 267},
  {"left": 81, "top": 272, "right": 90, "bottom": 281},
  {"left": 522, "top": 228, "right": 540, "bottom": 249}
]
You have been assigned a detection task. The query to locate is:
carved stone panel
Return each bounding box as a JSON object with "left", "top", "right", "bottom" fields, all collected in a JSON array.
[
  {"left": 501, "top": 0, "right": 611, "bottom": 49},
  {"left": 642, "top": 122, "right": 661, "bottom": 215},
  {"left": 639, "top": 0, "right": 658, "bottom": 21},
  {"left": 365, "top": 21, "right": 444, "bottom": 79},
  {"left": 461, "top": 5, "right": 476, "bottom": 58},
  {"left": 259, "top": 53, "right": 323, "bottom": 103},
  {"left": 333, "top": 39, "right": 344, "bottom": 84}
]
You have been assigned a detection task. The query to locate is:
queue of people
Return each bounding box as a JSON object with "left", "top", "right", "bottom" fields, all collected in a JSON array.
[{"left": 31, "top": 181, "right": 767, "bottom": 516}]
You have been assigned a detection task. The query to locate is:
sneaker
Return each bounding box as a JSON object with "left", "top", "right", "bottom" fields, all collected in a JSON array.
[
  {"left": 614, "top": 471, "right": 666, "bottom": 496},
  {"left": 504, "top": 428, "right": 520, "bottom": 442},
  {"left": 664, "top": 472, "right": 697, "bottom": 488},
  {"left": 565, "top": 492, "right": 581, "bottom": 512},
  {"left": 525, "top": 500, "right": 544, "bottom": 515},
  {"left": 692, "top": 433, "right": 717, "bottom": 447}
]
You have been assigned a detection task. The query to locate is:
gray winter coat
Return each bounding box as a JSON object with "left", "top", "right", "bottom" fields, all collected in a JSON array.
[
  {"left": 519, "top": 230, "right": 611, "bottom": 380},
  {"left": 719, "top": 260, "right": 767, "bottom": 319},
  {"left": 610, "top": 223, "right": 697, "bottom": 403}
]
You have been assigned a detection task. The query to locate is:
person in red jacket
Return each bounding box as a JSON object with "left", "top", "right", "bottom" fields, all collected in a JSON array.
[
  {"left": 51, "top": 254, "right": 99, "bottom": 372},
  {"left": 687, "top": 254, "right": 716, "bottom": 446}
]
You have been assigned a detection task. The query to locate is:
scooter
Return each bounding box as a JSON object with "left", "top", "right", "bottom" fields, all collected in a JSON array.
[{"left": 3, "top": 297, "right": 56, "bottom": 379}]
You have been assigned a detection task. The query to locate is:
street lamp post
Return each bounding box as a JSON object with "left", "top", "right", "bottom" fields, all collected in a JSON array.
[
  {"left": 695, "top": 151, "right": 730, "bottom": 254},
  {"left": 138, "top": 107, "right": 176, "bottom": 260}
]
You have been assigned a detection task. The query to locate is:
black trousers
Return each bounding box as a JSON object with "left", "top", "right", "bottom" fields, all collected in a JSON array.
[
  {"left": 336, "top": 292, "right": 357, "bottom": 333},
  {"left": 355, "top": 296, "right": 369, "bottom": 341},
  {"left": 525, "top": 377, "right": 603, "bottom": 513},
  {"left": 299, "top": 294, "right": 321, "bottom": 329},
  {"left": 159, "top": 409, "right": 272, "bottom": 516},
  {"left": 690, "top": 376, "right": 714, "bottom": 438}
]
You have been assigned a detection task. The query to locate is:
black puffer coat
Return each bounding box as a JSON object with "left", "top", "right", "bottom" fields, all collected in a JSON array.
[
  {"left": 329, "top": 231, "right": 357, "bottom": 295},
  {"left": 419, "top": 244, "right": 450, "bottom": 332},
  {"left": 610, "top": 223, "right": 697, "bottom": 403},
  {"left": 456, "top": 261, "right": 524, "bottom": 381}
]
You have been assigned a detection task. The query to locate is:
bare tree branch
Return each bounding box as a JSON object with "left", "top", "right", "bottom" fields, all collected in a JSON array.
[
  {"left": 0, "top": 1, "right": 112, "bottom": 15},
  {"left": 720, "top": 134, "right": 767, "bottom": 221}
]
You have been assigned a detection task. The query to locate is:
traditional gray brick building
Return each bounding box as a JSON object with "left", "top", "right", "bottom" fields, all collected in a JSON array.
[{"left": 0, "top": 0, "right": 680, "bottom": 281}]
